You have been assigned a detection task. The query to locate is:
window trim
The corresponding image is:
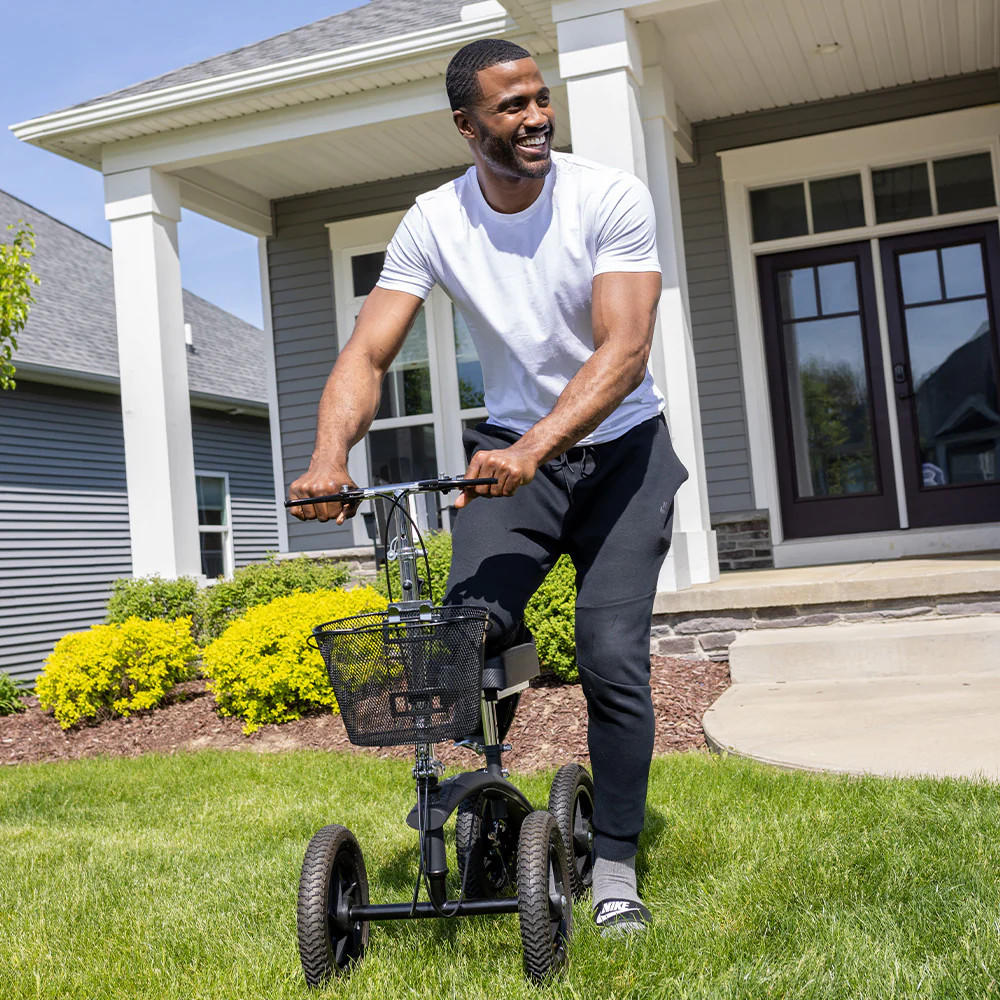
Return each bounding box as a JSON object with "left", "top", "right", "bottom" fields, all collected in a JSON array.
[{"left": 195, "top": 469, "right": 234, "bottom": 579}]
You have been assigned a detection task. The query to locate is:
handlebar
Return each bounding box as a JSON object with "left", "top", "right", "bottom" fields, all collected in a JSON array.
[{"left": 284, "top": 475, "right": 498, "bottom": 509}]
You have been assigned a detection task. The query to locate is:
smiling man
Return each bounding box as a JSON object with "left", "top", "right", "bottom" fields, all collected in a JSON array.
[{"left": 289, "top": 39, "right": 688, "bottom": 935}]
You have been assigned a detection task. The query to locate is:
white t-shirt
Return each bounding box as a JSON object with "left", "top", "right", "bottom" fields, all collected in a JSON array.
[{"left": 376, "top": 151, "right": 664, "bottom": 445}]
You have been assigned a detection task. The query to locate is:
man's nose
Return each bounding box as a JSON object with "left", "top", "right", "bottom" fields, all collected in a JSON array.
[{"left": 524, "top": 102, "right": 548, "bottom": 128}]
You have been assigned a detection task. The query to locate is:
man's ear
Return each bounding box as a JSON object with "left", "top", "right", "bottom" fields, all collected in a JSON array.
[{"left": 453, "top": 109, "right": 477, "bottom": 141}]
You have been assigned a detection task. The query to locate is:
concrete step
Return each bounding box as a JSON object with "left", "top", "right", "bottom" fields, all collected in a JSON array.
[
  {"left": 728, "top": 614, "right": 1000, "bottom": 684},
  {"left": 702, "top": 673, "right": 1000, "bottom": 780}
]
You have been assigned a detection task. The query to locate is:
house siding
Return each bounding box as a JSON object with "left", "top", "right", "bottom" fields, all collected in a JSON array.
[
  {"left": 0, "top": 381, "right": 277, "bottom": 683},
  {"left": 677, "top": 70, "right": 1000, "bottom": 515}
]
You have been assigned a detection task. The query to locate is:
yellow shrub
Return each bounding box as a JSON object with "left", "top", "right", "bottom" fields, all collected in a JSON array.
[
  {"left": 201, "top": 587, "right": 387, "bottom": 733},
  {"left": 37, "top": 617, "right": 198, "bottom": 729}
]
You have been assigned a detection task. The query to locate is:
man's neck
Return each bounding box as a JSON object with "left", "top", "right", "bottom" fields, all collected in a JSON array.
[{"left": 474, "top": 163, "right": 546, "bottom": 214}]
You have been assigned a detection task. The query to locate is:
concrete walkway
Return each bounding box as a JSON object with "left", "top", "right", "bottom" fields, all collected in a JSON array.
[{"left": 702, "top": 613, "right": 1000, "bottom": 782}]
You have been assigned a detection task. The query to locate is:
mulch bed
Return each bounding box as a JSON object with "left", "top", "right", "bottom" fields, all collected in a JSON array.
[{"left": 0, "top": 656, "right": 729, "bottom": 772}]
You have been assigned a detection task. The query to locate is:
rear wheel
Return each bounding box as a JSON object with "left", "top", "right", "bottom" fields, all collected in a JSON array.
[
  {"left": 548, "top": 763, "right": 595, "bottom": 898},
  {"left": 297, "top": 824, "right": 369, "bottom": 987},
  {"left": 455, "top": 793, "right": 517, "bottom": 898},
  {"left": 517, "top": 810, "right": 572, "bottom": 983}
]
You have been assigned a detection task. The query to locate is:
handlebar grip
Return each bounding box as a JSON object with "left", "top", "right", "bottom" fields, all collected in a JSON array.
[{"left": 284, "top": 476, "right": 498, "bottom": 508}]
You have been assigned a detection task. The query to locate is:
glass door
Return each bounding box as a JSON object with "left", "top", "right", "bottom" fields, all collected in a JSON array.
[
  {"left": 880, "top": 224, "right": 1000, "bottom": 528},
  {"left": 757, "top": 242, "right": 899, "bottom": 538}
]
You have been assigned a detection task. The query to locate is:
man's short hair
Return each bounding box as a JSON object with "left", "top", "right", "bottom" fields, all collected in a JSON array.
[{"left": 446, "top": 39, "right": 532, "bottom": 112}]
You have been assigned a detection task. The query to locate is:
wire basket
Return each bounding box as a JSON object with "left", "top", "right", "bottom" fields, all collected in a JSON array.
[{"left": 311, "top": 605, "right": 490, "bottom": 747}]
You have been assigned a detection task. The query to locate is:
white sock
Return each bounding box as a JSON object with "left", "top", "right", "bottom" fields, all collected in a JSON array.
[{"left": 592, "top": 855, "right": 640, "bottom": 906}]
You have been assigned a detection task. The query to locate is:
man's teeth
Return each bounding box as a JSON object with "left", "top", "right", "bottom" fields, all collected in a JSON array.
[{"left": 519, "top": 135, "right": 547, "bottom": 146}]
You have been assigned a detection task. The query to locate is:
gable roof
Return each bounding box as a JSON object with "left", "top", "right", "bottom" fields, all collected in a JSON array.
[
  {"left": 0, "top": 189, "right": 268, "bottom": 408},
  {"left": 69, "top": 0, "right": 464, "bottom": 112}
]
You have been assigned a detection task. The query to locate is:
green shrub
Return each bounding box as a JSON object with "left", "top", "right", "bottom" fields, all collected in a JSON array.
[
  {"left": 106, "top": 575, "right": 201, "bottom": 628},
  {"left": 523, "top": 555, "right": 578, "bottom": 682},
  {"left": 36, "top": 618, "right": 199, "bottom": 729},
  {"left": 376, "top": 530, "right": 580, "bottom": 682},
  {"left": 197, "top": 554, "right": 350, "bottom": 643},
  {"left": 201, "top": 587, "right": 387, "bottom": 733},
  {"left": 374, "top": 529, "right": 454, "bottom": 606},
  {"left": 0, "top": 672, "right": 26, "bottom": 716}
]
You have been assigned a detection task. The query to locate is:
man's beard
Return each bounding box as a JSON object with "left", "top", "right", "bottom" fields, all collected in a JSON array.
[{"left": 477, "top": 117, "right": 555, "bottom": 180}]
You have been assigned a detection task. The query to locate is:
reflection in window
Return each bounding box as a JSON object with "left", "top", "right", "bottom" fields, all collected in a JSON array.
[
  {"left": 376, "top": 308, "right": 433, "bottom": 419},
  {"left": 367, "top": 425, "right": 440, "bottom": 529},
  {"left": 351, "top": 252, "right": 386, "bottom": 297},
  {"left": 776, "top": 261, "right": 878, "bottom": 499},
  {"left": 810, "top": 174, "right": 865, "bottom": 233},
  {"left": 196, "top": 474, "right": 229, "bottom": 578},
  {"left": 873, "top": 163, "right": 932, "bottom": 223},
  {"left": 453, "top": 307, "right": 485, "bottom": 409},
  {"left": 934, "top": 153, "right": 996, "bottom": 215},
  {"left": 896, "top": 240, "right": 1000, "bottom": 489},
  {"left": 750, "top": 183, "right": 808, "bottom": 242}
]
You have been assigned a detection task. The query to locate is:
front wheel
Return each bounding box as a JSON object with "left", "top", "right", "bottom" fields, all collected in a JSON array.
[
  {"left": 517, "top": 810, "right": 572, "bottom": 984},
  {"left": 548, "top": 763, "right": 595, "bottom": 898},
  {"left": 297, "top": 824, "right": 369, "bottom": 987}
]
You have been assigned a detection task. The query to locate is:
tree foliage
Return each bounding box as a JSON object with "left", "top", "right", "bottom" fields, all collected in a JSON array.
[{"left": 0, "top": 222, "right": 40, "bottom": 390}]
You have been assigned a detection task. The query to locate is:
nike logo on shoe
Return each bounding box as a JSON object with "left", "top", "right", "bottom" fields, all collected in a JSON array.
[{"left": 593, "top": 898, "right": 652, "bottom": 936}]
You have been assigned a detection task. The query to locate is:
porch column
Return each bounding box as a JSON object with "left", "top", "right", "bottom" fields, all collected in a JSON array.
[
  {"left": 555, "top": 7, "right": 719, "bottom": 589},
  {"left": 104, "top": 167, "right": 200, "bottom": 579}
]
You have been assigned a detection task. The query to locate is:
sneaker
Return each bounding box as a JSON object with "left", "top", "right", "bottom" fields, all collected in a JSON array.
[{"left": 592, "top": 898, "right": 652, "bottom": 937}]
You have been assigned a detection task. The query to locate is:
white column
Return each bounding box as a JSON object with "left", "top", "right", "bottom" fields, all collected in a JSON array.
[
  {"left": 555, "top": 7, "right": 719, "bottom": 589},
  {"left": 104, "top": 167, "right": 201, "bottom": 579}
]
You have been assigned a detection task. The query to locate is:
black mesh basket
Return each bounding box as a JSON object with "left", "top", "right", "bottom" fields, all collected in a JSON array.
[{"left": 310, "top": 605, "right": 490, "bottom": 747}]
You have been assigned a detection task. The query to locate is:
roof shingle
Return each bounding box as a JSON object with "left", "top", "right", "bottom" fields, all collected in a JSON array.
[{"left": 1, "top": 190, "right": 268, "bottom": 405}]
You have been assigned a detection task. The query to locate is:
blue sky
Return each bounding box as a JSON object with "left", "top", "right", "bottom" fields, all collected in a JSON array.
[{"left": 2, "top": 0, "right": 366, "bottom": 327}]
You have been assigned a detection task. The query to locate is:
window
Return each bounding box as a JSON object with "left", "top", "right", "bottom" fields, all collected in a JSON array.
[
  {"left": 196, "top": 473, "right": 232, "bottom": 579},
  {"left": 329, "top": 214, "right": 490, "bottom": 545}
]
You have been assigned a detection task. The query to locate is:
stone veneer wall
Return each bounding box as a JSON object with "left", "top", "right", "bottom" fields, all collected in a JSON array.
[
  {"left": 651, "top": 593, "right": 1000, "bottom": 661},
  {"left": 711, "top": 510, "right": 772, "bottom": 571}
]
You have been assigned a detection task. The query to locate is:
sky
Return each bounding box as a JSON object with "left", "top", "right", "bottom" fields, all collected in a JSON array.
[{"left": 2, "top": 0, "right": 367, "bottom": 328}]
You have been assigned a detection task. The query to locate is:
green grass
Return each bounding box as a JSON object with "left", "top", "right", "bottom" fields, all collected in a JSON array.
[{"left": 1, "top": 750, "right": 998, "bottom": 999}]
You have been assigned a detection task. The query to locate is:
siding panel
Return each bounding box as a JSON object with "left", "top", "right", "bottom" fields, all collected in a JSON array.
[{"left": 1, "top": 383, "right": 279, "bottom": 683}]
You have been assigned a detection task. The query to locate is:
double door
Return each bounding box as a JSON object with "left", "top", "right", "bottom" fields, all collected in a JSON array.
[{"left": 758, "top": 224, "right": 1000, "bottom": 539}]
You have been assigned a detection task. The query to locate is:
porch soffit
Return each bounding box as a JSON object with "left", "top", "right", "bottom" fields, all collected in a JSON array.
[{"left": 645, "top": 0, "right": 1000, "bottom": 123}]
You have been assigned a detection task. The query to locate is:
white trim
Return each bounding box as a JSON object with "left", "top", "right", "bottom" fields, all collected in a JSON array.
[
  {"left": 720, "top": 104, "right": 1000, "bottom": 550},
  {"left": 11, "top": 12, "right": 514, "bottom": 144},
  {"left": 258, "top": 237, "right": 288, "bottom": 555},
  {"left": 194, "top": 469, "right": 235, "bottom": 579},
  {"left": 774, "top": 523, "right": 1000, "bottom": 569}
]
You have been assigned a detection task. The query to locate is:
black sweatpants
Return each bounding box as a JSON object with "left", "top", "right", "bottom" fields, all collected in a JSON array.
[{"left": 444, "top": 414, "right": 689, "bottom": 861}]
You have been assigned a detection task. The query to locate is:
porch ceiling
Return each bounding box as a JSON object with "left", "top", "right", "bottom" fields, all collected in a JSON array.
[
  {"left": 170, "top": 84, "right": 571, "bottom": 202},
  {"left": 644, "top": 0, "right": 1000, "bottom": 123}
]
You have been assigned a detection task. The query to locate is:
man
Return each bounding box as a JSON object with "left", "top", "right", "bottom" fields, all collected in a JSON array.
[{"left": 289, "top": 39, "right": 688, "bottom": 935}]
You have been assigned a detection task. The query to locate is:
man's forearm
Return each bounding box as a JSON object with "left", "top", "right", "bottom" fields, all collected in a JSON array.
[
  {"left": 310, "top": 341, "right": 384, "bottom": 466},
  {"left": 517, "top": 336, "right": 650, "bottom": 465}
]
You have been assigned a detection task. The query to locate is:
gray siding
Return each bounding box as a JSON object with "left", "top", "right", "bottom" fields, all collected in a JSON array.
[
  {"left": 191, "top": 410, "right": 280, "bottom": 567},
  {"left": 677, "top": 70, "right": 1000, "bottom": 514},
  {"left": 1, "top": 382, "right": 278, "bottom": 683},
  {"left": 267, "top": 167, "right": 463, "bottom": 553},
  {"left": 0, "top": 382, "right": 131, "bottom": 685}
]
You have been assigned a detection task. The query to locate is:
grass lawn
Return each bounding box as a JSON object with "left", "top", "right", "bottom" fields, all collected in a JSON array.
[{"left": 1, "top": 749, "right": 998, "bottom": 999}]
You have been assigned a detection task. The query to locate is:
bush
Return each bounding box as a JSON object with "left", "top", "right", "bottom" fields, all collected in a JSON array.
[
  {"left": 523, "top": 555, "right": 578, "bottom": 682},
  {"left": 374, "top": 529, "right": 454, "bottom": 606},
  {"left": 376, "top": 530, "right": 580, "bottom": 682},
  {"left": 106, "top": 576, "right": 201, "bottom": 628},
  {"left": 0, "top": 672, "right": 26, "bottom": 716},
  {"left": 36, "top": 618, "right": 199, "bottom": 729},
  {"left": 197, "top": 555, "right": 350, "bottom": 643},
  {"left": 201, "top": 587, "right": 387, "bottom": 733}
]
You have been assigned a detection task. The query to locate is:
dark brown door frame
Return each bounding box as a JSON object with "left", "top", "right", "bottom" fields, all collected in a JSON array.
[
  {"left": 879, "top": 223, "right": 1000, "bottom": 529},
  {"left": 757, "top": 241, "right": 899, "bottom": 539}
]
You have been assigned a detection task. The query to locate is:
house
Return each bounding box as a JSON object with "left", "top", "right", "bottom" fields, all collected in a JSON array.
[
  {"left": 0, "top": 190, "right": 279, "bottom": 684},
  {"left": 10, "top": 0, "right": 1000, "bottom": 609}
]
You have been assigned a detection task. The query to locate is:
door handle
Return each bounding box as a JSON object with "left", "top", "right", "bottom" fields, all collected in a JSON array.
[{"left": 892, "top": 362, "right": 913, "bottom": 400}]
